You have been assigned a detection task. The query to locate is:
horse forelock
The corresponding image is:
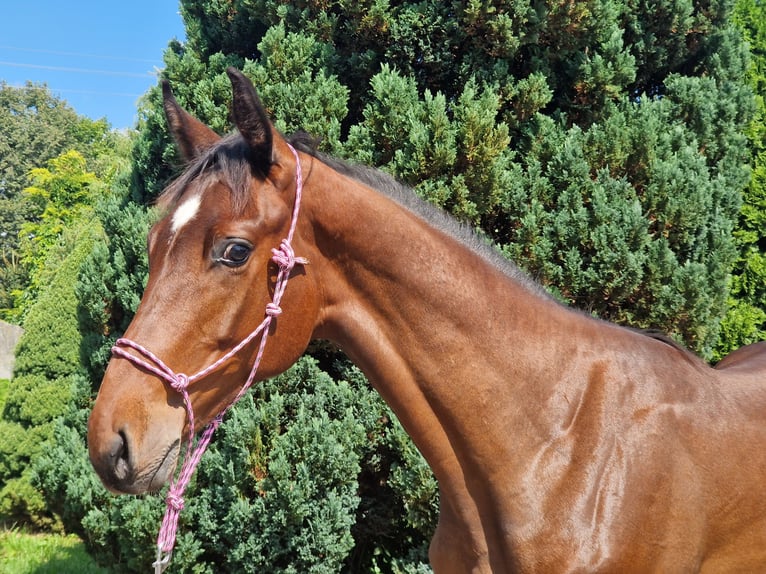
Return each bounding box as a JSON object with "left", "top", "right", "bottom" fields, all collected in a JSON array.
[{"left": 158, "top": 133, "right": 256, "bottom": 215}]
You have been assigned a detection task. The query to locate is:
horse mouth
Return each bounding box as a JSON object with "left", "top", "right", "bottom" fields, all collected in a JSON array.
[
  {"left": 145, "top": 439, "right": 181, "bottom": 493},
  {"left": 112, "top": 439, "right": 180, "bottom": 495}
]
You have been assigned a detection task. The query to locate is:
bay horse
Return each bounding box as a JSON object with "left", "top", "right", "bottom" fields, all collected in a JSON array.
[{"left": 88, "top": 68, "right": 766, "bottom": 573}]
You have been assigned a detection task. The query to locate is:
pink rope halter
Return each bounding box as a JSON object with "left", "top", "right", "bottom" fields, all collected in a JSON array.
[{"left": 110, "top": 143, "right": 307, "bottom": 573}]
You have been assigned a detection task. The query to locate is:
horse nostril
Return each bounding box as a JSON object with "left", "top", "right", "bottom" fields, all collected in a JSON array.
[{"left": 110, "top": 430, "right": 131, "bottom": 482}]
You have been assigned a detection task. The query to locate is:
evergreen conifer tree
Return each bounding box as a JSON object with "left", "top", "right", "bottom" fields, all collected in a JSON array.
[
  {"left": 716, "top": 0, "right": 766, "bottom": 358},
  {"left": 0, "top": 220, "right": 101, "bottom": 528}
]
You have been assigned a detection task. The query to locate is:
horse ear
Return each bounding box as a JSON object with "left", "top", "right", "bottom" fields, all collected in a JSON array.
[
  {"left": 226, "top": 67, "right": 285, "bottom": 170},
  {"left": 162, "top": 80, "right": 220, "bottom": 162}
]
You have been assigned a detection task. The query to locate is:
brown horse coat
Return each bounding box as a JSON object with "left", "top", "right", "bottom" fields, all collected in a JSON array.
[{"left": 88, "top": 69, "right": 766, "bottom": 573}]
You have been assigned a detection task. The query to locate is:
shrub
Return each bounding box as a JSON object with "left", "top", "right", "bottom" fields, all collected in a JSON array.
[
  {"left": 0, "top": 379, "right": 9, "bottom": 410},
  {"left": 0, "top": 222, "right": 100, "bottom": 527}
]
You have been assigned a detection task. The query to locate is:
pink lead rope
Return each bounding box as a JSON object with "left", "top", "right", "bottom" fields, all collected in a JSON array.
[{"left": 110, "top": 144, "right": 307, "bottom": 573}]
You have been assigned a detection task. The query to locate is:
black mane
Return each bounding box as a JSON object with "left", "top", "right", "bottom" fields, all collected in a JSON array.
[{"left": 289, "top": 135, "right": 549, "bottom": 298}]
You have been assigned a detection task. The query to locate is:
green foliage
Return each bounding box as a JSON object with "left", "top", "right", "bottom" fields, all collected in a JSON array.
[
  {"left": 76, "top": 194, "right": 151, "bottom": 382},
  {"left": 0, "top": 82, "right": 128, "bottom": 323},
  {"left": 0, "top": 82, "right": 110, "bottom": 200},
  {"left": 0, "top": 196, "right": 31, "bottom": 314},
  {"left": 500, "top": 87, "right": 744, "bottom": 352},
  {"left": 346, "top": 66, "right": 518, "bottom": 224},
  {"left": 715, "top": 0, "right": 766, "bottom": 359},
  {"left": 242, "top": 24, "right": 349, "bottom": 149},
  {"left": 189, "top": 360, "right": 370, "bottom": 572},
  {"left": 4, "top": 151, "right": 99, "bottom": 320},
  {"left": 0, "top": 379, "right": 8, "bottom": 410},
  {"left": 0, "top": 222, "right": 99, "bottom": 527}
]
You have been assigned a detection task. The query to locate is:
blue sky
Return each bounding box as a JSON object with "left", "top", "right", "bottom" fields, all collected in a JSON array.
[{"left": 0, "top": 1, "right": 186, "bottom": 129}]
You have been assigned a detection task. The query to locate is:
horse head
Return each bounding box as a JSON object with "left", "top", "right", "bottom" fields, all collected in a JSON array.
[{"left": 87, "top": 69, "right": 320, "bottom": 494}]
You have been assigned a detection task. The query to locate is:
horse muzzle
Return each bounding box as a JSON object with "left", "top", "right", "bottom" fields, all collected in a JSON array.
[{"left": 88, "top": 423, "right": 181, "bottom": 494}]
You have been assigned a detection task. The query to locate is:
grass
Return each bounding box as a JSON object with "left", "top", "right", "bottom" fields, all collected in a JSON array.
[
  {"left": 0, "top": 528, "right": 108, "bottom": 574},
  {"left": 0, "top": 383, "right": 105, "bottom": 573}
]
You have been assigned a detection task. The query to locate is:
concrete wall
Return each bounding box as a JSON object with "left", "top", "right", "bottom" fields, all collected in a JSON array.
[{"left": 0, "top": 320, "right": 23, "bottom": 379}]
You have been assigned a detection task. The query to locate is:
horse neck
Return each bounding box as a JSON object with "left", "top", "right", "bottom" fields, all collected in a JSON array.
[{"left": 303, "top": 161, "right": 588, "bottom": 485}]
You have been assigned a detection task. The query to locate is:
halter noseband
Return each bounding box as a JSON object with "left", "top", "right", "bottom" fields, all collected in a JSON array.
[{"left": 110, "top": 143, "right": 307, "bottom": 573}]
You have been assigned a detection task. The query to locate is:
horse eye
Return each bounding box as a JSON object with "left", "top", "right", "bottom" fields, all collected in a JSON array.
[{"left": 216, "top": 240, "right": 252, "bottom": 267}]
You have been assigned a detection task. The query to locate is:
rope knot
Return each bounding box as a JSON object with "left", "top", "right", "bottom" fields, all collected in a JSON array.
[
  {"left": 166, "top": 492, "right": 185, "bottom": 511},
  {"left": 171, "top": 373, "right": 189, "bottom": 392},
  {"left": 271, "top": 240, "right": 308, "bottom": 271},
  {"left": 265, "top": 303, "right": 282, "bottom": 317}
]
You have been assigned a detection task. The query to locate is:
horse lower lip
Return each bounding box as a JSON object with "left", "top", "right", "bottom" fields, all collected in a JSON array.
[{"left": 148, "top": 440, "right": 181, "bottom": 492}]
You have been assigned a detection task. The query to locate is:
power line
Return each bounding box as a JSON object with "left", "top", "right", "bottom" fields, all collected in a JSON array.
[
  {"left": 48, "top": 87, "right": 143, "bottom": 98},
  {"left": 0, "top": 44, "right": 163, "bottom": 65},
  {"left": 0, "top": 60, "right": 155, "bottom": 78},
  {"left": 3, "top": 81, "right": 144, "bottom": 97}
]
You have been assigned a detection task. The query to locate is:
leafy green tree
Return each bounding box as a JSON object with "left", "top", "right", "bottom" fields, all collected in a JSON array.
[
  {"left": 0, "top": 82, "right": 123, "bottom": 323},
  {"left": 0, "top": 82, "right": 97, "bottom": 199},
  {"left": 4, "top": 151, "right": 99, "bottom": 320}
]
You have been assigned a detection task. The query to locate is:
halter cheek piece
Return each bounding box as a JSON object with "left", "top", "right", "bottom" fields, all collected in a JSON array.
[{"left": 111, "top": 144, "right": 307, "bottom": 573}]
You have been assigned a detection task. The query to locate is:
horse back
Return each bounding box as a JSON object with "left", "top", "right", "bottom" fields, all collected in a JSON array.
[{"left": 715, "top": 341, "right": 766, "bottom": 373}]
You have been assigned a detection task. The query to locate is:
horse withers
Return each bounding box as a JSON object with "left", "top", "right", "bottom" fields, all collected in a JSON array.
[{"left": 88, "top": 68, "right": 766, "bottom": 573}]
